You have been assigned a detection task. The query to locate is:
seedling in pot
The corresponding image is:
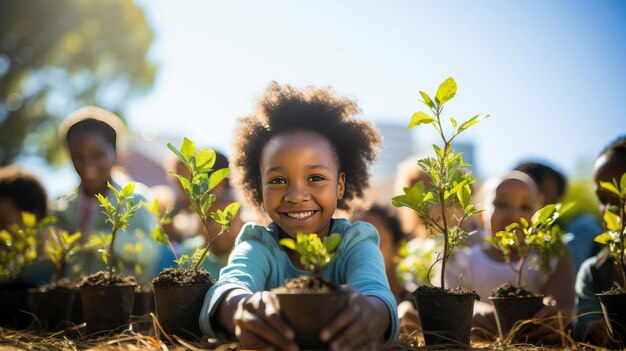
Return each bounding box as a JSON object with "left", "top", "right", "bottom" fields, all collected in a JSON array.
[
  {"left": 487, "top": 203, "right": 573, "bottom": 292},
  {"left": 85, "top": 181, "right": 142, "bottom": 285},
  {"left": 151, "top": 137, "right": 240, "bottom": 284},
  {"left": 392, "top": 77, "right": 486, "bottom": 290}
]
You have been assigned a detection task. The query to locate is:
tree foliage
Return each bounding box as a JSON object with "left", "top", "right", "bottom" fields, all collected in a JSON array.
[{"left": 0, "top": 0, "right": 156, "bottom": 165}]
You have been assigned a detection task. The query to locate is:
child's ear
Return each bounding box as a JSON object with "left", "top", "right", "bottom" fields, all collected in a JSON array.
[{"left": 337, "top": 172, "right": 346, "bottom": 199}]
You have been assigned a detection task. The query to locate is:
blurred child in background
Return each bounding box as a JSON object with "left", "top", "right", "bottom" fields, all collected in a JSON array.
[
  {"left": 447, "top": 170, "right": 575, "bottom": 342},
  {"left": 52, "top": 106, "right": 163, "bottom": 284},
  {"left": 575, "top": 135, "right": 626, "bottom": 346}
]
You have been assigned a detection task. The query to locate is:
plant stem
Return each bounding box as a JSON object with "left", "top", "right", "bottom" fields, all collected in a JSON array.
[
  {"left": 516, "top": 253, "right": 528, "bottom": 287},
  {"left": 108, "top": 226, "right": 119, "bottom": 285},
  {"left": 193, "top": 221, "right": 226, "bottom": 272}
]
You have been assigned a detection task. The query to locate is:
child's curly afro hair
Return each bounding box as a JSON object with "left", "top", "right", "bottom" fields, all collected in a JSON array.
[{"left": 232, "top": 82, "right": 381, "bottom": 211}]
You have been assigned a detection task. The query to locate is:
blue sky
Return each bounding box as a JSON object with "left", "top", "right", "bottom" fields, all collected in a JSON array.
[{"left": 46, "top": 0, "right": 621, "bottom": 192}]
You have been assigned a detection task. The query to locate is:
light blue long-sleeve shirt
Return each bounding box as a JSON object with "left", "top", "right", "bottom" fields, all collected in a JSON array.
[{"left": 199, "top": 218, "right": 399, "bottom": 344}]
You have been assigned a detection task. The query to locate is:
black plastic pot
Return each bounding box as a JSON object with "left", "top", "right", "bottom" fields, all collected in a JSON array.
[
  {"left": 597, "top": 293, "right": 626, "bottom": 348},
  {"left": 0, "top": 283, "right": 32, "bottom": 329},
  {"left": 80, "top": 284, "right": 136, "bottom": 333},
  {"left": 30, "top": 287, "right": 77, "bottom": 330},
  {"left": 153, "top": 283, "right": 212, "bottom": 339},
  {"left": 489, "top": 295, "right": 544, "bottom": 342},
  {"left": 414, "top": 291, "right": 476, "bottom": 348},
  {"left": 274, "top": 290, "right": 349, "bottom": 350}
]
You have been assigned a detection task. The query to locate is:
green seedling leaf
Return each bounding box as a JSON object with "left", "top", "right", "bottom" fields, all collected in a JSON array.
[
  {"left": 107, "top": 181, "right": 120, "bottom": 198},
  {"left": 279, "top": 238, "right": 296, "bottom": 250},
  {"left": 532, "top": 204, "right": 557, "bottom": 226},
  {"left": 435, "top": 77, "right": 457, "bottom": 105},
  {"left": 450, "top": 117, "right": 458, "bottom": 129},
  {"left": 121, "top": 182, "right": 136, "bottom": 198},
  {"left": 445, "top": 180, "right": 467, "bottom": 200},
  {"left": 167, "top": 142, "right": 188, "bottom": 164},
  {"left": 409, "top": 112, "right": 434, "bottom": 129},
  {"left": 180, "top": 137, "right": 196, "bottom": 160},
  {"left": 323, "top": 233, "right": 341, "bottom": 253},
  {"left": 209, "top": 168, "right": 231, "bottom": 191},
  {"left": 604, "top": 210, "right": 621, "bottom": 232},
  {"left": 419, "top": 91, "right": 436, "bottom": 109},
  {"left": 600, "top": 181, "right": 620, "bottom": 197},
  {"left": 594, "top": 232, "right": 612, "bottom": 245},
  {"left": 196, "top": 148, "right": 216, "bottom": 173}
]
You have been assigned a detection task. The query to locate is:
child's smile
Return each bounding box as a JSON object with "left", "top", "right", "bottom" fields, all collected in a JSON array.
[{"left": 260, "top": 131, "right": 345, "bottom": 238}]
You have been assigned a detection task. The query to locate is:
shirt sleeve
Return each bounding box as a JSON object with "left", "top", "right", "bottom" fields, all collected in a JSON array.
[
  {"left": 199, "top": 224, "right": 273, "bottom": 338},
  {"left": 574, "top": 257, "right": 603, "bottom": 340},
  {"left": 340, "top": 222, "right": 399, "bottom": 345}
]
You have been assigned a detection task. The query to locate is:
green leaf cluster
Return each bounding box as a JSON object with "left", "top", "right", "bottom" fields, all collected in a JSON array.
[
  {"left": 280, "top": 233, "right": 341, "bottom": 276},
  {"left": 94, "top": 181, "right": 142, "bottom": 283},
  {"left": 392, "top": 77, "right": 487, "bottom": 290},
  {"left": 0, "top": 212, "right": 55, "bottom": 280},
  {"left": 593, "top": 173, "right": 626, "bottom": 290},
  {"left": 44, "top": 229, "right": 82, "bottom": 282},
  {"left": 167, "top": 138, "right": 241, "bottom": 271},
  {"left": 487, "top": 203, "right": 573, "bottom": 286}
]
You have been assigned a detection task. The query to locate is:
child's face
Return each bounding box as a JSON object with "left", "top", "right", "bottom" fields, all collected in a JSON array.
[
  {"left": 488, "top": 179, "right": 539, "bottom": 237},
  {"left": 259, "top": 131, "right": 345, "bottom": 238},
  {"left": 593, "top": 152, "right": 626, "bottom": 218},
  {"left": 68, "top": 132, "right": 116, "bottom": 194}
]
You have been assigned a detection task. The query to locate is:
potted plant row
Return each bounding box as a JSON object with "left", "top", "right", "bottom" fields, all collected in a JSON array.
[{"left": 393, "top": 77, "right": 486, "bottom": 347}]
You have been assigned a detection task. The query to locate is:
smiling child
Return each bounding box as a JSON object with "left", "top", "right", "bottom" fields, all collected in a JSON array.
[{"left": 199, "top": 83, "right": 398, "bottom": 350}]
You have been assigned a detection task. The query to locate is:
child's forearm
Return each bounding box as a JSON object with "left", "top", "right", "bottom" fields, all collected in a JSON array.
[{"left": 214, "top": 288, "right": 252, "bottom": 335}]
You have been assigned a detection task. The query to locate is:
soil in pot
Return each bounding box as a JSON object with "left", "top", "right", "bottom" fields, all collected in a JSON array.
[
  {"left": 152, "top": 268, "right": 214, "bottom": 339},
  {"left": 30, "top": 279, "right": 79, "bottom": 331},
  {"left": 413, "top": 285, "right": 479, "bottom": 348},
  {"left": 0, "top": 281, "right": 33, "bottom": 329},
  {"left": 489, "top": 282, "right": 544, "bottom": 343},
  {"left": 597, "top": 287, "right": 626, "bottom": 349},
  {"left": 273, "top": 275, "right": 349, "bottom": 350},
  {"left": 79, "top": 272, "right": 136, "bottom": 334}
]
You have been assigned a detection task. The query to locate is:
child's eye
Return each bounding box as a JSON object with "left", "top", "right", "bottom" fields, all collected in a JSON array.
[
  {"left": 269, "top": 178, "right": 286, "bottom": 185},
  {"left": 308, "top": 175, "right": 325, "bottom": 182}
]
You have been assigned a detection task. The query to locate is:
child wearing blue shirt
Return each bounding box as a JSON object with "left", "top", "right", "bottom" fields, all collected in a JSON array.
[{"left": 199, "top": 83, "right": 398, "bottom": 350}]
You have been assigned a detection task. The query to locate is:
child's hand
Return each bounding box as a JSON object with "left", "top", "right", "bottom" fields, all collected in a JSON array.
[
  {"left": 234, "top": 291, "right": 297, "bottom": 351},
  {"left": 320, "top": 286, "right": 389, "bottom": 351}
]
